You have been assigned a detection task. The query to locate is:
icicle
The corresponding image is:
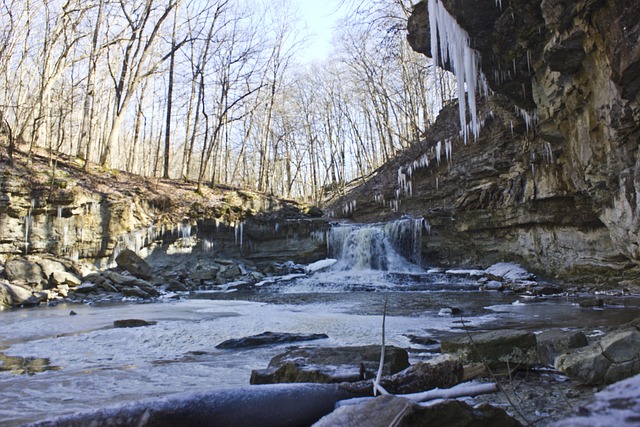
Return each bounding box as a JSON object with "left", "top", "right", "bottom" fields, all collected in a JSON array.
[
  {"left": 543, "top": 142, "right": 554, "bottom": 164},
  {"left": 436, "top": 140, "right": 442, "bottom": 165},
  {"left": 445, "top": 139, "right": 453, "bottom": 162},
  {"left": 428, "top": 0, "right": 485, "bottom": 143}
]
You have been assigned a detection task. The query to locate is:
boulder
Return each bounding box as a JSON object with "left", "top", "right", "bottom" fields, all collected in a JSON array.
[
  {"left": 485, "top": 263, "right": 535, "bottom": 282},
  {"left": 216, "top": 331, "right": 329, "bottom": 349},
  {"left": 49, "top": 271, "right": 81, "bottom": 288},
  {"left": 0, "top": 281, "right": 33, "bottom": 307},
  {"left": 115, "top": 249, "right": 153, "bottom": 280},
  {"left": 4, "top": 257, "right": 45, "bottom": 287},
  {"left": 105, "top": 271, "right": 131, "bottom": 285},
  {"left": 555, "top": 328, "right": 640, "bottom": 385},
  {"left": 72, "top": 282, "right": 99, "bottom": 293},
  {"left": 251, "top": 345, "right": 409, "bottom": 385},
  {"left": 313, "top": 395, "right": 522, "bottom": 427},
  {"left": 55, "top": 284, "right": 70, "bottom": 297},
  {"left": 35, "top": 257, "right": 68, "bottom": 278},
  {"left": 441, "top": 330, "right": 538, "bottom": 368},
  {"left": 125, "top": 278, "right": 160, "bottom": 297},
  {"left": 190, "top": 268, "right": 220, "bottom": 282},
  {"left": 121, "top": 286, "right": 152, "bottom": 299},
  {"left": 536, "top": 329, "right": 588, "bottom": 367}
]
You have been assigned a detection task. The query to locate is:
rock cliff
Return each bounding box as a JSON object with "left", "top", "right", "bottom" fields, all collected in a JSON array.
[
  {"left": 0, "top": 151, "right": 327, "bottom": 270},
  {"left": 331, "top": 0, "right": 640, "bottom": 285}
]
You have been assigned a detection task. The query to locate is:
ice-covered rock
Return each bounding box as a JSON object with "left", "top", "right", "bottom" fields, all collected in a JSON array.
[
  {"left": 485, "top": 262, "right": 536, "bottom": 282},
  {"left": 306, "top": 258, "right": 337, "bottom": 273}
]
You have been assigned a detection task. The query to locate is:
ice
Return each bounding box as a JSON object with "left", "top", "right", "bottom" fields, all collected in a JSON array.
[
  {"left": 306, "top": 258, "right": 338, "bottom": 273},
  {"left": 428, "top": 0, "right": 487, "bottom": 143},
  {"left": 484, "top": 262, "right": 535, "bottom": 281}
]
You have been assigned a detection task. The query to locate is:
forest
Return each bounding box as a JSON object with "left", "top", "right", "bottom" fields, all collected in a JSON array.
[{"left": 0, "top": 0, "right": 456, "bottom": 201}]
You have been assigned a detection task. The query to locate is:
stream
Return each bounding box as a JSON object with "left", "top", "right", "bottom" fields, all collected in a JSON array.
[{"left": 2, "top": 220, "right": 640, "bottom": 425}]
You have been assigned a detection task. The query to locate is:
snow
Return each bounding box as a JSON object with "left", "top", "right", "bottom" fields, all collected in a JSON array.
[
  {"left": 306, "top": 258, "right": 338, "bottom": 273},
  {"left": 484, "top": 262, "right": 535, "bottom": 281},
  {"left": 551, "top": 373, "right": 640, "bottom": 426}
]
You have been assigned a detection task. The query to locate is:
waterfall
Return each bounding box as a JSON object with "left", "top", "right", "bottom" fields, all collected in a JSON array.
[{"left": 327, "top": 218, "right": 425, "bottom": 271}]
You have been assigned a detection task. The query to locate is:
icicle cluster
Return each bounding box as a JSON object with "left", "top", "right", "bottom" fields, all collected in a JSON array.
[
  {"left": 342, "top": 200, "right": 357, "bottom": 216},
  {"left": 543, "top": 141, "right": 553, "bottom": 164},
  {"left": 515, "top": 107, "right": 538, "bottom": 133},
  {"left": 428, "top": 0, "right": 488, "bottom": 143},
  {"left": 234, "top": 221, "right": 244, "bottom": 248}
]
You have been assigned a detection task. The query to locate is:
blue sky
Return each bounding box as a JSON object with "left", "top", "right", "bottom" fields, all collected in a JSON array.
[{"left": 296, "top": 0, "right": 347, "bottom": 62}]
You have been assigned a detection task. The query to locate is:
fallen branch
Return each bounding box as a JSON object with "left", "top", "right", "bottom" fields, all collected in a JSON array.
[
  {"left": 337, "top": 381, "right": 498, "bottom": 408},
  {"left": 403, "top": 381, "right": 498, "bottom": 403},
  {"left": 373, "top": 299, "right": 389, "bottom": 396}
]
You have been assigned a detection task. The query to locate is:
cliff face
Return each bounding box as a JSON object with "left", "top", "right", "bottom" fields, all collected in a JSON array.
[
  {"left": 0, "top": 153, "right": 327, "bottom": 269},
  {"left": 334, "top": 0, "right": 640, "bottom": 285}
]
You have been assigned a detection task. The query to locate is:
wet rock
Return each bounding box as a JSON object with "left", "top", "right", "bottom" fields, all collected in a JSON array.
[
  {"left": 441, "top": 330, "right": 538, "bottom": 369},
  {"left": 216, "top": 331, "right": 329, "bottom": 349},
  {"left": 114, "top": 319, "right": 157, "bottom": 328},
  {"left": 251, "top": 345, "right": 409, "bottom": 385},
  {"left": 313, "top": 395, "right": 522, "bottom": 427},
  {"left": 0, "top": 281, "right": 33, "bottom": 307},
  {"left": 536, "top": 329, "right": 589, "bottom": 367},
  {"left": 404, "top": 334, "right": 438, "bottom": 346},
  {"left": 438, "top": 307, "right": 462, "bottom": 316},
  {"left": 115, "top": 249, "right": 153, "bottom": 280},
  {"left": 556, "top": 327, "right": 640, "bottom": 385},
  {"left": 579, "top": 297, "right": 605, "bottom": 308}
]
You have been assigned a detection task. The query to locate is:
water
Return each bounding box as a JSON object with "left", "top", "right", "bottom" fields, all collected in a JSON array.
[{"left": 2, "top": 220, "right": 640, "bottom": 425}]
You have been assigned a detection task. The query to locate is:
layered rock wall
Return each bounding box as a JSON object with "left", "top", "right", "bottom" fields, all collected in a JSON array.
[{"left": 332, "top": 0, "right": 640, "bottom": 285}]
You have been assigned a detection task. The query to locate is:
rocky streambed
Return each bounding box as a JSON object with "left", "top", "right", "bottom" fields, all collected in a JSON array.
[{"left": 2, "top": 251, "right": 640, "bottom": 425}]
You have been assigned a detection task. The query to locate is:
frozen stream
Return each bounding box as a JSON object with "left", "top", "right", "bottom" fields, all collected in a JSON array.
[
  {"left": 2, "top": 269, "right": 640, "bottom": 425},
  {"left": 3, "top": 218, "right": 640, "bottom": 425}
]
